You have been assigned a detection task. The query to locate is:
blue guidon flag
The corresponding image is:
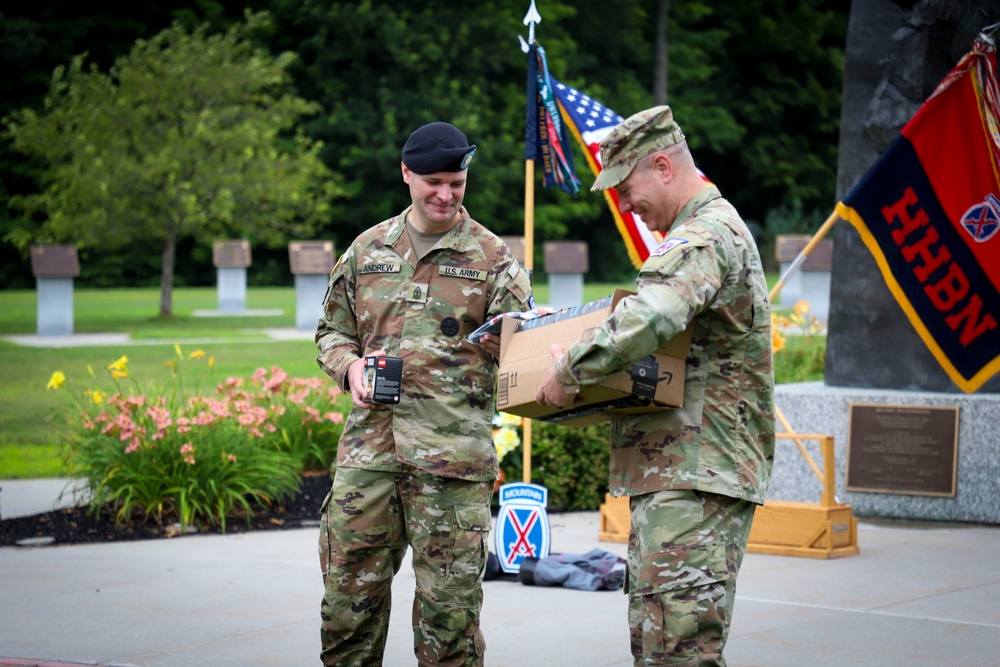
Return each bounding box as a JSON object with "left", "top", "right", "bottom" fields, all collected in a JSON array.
[
  {"left": 525, "top": 43, "right": 581, "bottom": 194},
  {"left": 495, "top": 482, "right": 550, "bottom": 574},
  {"left": 835, "top": 35, "right": 1000, "bottom": 393}
]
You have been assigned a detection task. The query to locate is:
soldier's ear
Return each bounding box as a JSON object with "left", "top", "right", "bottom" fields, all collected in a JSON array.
[{"left": 651, "top": 154, "right": 673, "bottom": 184}]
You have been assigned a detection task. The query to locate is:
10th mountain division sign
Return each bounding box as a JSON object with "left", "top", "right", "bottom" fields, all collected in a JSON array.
[{"left": 495, "top": 482, "right": 551, "bottom": 574}]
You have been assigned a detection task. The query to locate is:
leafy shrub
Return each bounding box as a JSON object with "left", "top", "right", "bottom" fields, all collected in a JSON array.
[
  {"left": 47, "top": 347, "right": 349, "bottom": 532},
  {"left": 498, "top": 421, "right": 610, "bottom": 512}
]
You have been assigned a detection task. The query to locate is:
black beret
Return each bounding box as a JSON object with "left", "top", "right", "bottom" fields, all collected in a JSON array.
[{"left": 402, "top": 122, "right": 477, "bottom": 174}]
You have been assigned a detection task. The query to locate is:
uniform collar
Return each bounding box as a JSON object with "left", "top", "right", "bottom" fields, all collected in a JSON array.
[
  {"left": 670, "top": 185, "right": 722, "bottom": 230},
  {"left": 386, "top": 206, "right": 475, "bottom": 257}
]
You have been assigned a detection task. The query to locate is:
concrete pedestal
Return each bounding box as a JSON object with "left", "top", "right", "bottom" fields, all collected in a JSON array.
[
  {"left": 36, "top": 277, "right": 74, "bottom": 336},
  {"left": 217, "top": 267, "right": 247, "bottom": 313},
  {"left": 776, "top": 267, "right": 831, "bottom": 322},
  {"left": 771, "top": 383, "right": 1000, "bottom": 524},
  {"left": 548, "top": 273, "right": 583, "bottom": 311},
  {"left": 295, "top": 274, "right": 327, "bottom": 331}
]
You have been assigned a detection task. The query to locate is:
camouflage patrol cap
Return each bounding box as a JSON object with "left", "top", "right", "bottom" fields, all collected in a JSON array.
[
  {"left": 591, "top": 106, "right": 685, "bottom": 191},
  {"left": 402, "top": 122, "right": 477, "bottom": 174}
]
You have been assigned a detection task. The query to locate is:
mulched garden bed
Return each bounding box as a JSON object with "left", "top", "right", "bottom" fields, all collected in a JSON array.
[{"left": 0, "top": 472, "right": 331, "bottom": 547}]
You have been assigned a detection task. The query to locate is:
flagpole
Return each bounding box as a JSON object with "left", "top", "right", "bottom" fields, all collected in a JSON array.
[
  {"left": 521, "top": 0, "right": 542, "bottom": 484},
  {"left": 768, "top": 210, "right": 838, "bottom": 304}
]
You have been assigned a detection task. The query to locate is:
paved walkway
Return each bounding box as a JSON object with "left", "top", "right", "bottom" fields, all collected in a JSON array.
[{"left": 2, "top": 479, "right": 999, "bottom": 666}]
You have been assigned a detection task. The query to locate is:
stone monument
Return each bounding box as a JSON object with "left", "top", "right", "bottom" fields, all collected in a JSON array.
[
  {"left": 212, "top": 240, "right": 251, "bottom": 314},
  {"left": 289, "top": 240, "right": 335, "bottom": 331},
  {"left": 772, "top": 0, "right": 1000, "bottom": 525},
  {"left": 30, "top": 245, "right": 79, "bottom": 336},
  {"left": 543, "top": 241, "right": 588, "bottom": 310}
]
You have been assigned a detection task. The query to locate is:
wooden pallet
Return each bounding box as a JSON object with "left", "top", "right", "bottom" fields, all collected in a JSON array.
[{"left": 598, "top": 433, "right": 859, "bottom": 559}]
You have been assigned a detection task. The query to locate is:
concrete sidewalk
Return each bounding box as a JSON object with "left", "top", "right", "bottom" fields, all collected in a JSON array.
[{"left": 2, "top": 480, "right": 999, "bottom": 666}]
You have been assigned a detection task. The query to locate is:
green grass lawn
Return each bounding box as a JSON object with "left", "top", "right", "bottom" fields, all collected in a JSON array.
[{"left": 0, "top": 280, "right": 818, "bottom": 478}]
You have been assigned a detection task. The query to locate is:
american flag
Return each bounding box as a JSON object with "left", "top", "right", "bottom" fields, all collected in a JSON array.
[
  {"left": 550, "top": 79, "right": 663, "bottom": 268},
  {"left": 549, "top": 79, "right": 714, "bottom": 268}
]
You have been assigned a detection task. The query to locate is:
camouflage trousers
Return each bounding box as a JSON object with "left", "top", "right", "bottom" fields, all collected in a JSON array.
[
  {"left": 318, "top": 465, "right": 493, "bottom": 666},
  {"left": 626, "top": 489, "right": 756, "bottom": 667}
]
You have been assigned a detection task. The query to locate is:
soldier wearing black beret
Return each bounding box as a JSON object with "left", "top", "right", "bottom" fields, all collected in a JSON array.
[
  {"left": 316, "top": 121, "right": 533, "bottom": 666},
  {"left": 402, "top": 121, "right": 477, "bottom": 174}
]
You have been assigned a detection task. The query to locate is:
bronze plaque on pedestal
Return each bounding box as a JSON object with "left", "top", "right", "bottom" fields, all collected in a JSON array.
[
  {"left": 846, "top": 403, "right": 959, "bottom": 497},
  {"left": 289, "top": 241, "right": 335, "bottom": 275},
  {"left": 212, "top": 240, "right": 252, "bottom": 268},
  {"left": 544, "top": 241, "right": 589, "bottom": 274},
  {"left": 31, "top": 245, "right": 80, "bottom": 278},
  {"left": 499, "top": 236, "right": 526, "bottom": 265}
]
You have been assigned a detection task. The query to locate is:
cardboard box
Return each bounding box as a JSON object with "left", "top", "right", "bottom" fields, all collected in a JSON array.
[{"left": 496, "top": 289, "right": 693, "bottom": 427}]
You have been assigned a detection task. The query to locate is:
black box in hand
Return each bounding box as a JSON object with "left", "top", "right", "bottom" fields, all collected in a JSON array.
[{"left": 363, "top": 355, "right": 403, "bottom": 404}]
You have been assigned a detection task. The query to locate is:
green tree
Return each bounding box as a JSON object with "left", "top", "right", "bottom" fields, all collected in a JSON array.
[{"left": 3, "top": 11, "right": 340, "bottom": 314}]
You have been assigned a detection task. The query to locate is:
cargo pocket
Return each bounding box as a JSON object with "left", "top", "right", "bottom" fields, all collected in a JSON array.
[
  {"left": 639, "top": 541, "right": 729, "bottom": 595},
  {"left": 633, "top": 541, "right": 728, "bottom": 662},
  {"left": 445, "top": 503, "right": 492, "bottom": 590}
]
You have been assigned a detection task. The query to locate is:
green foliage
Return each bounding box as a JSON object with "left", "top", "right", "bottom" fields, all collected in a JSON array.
[
  {"left": 1, "top": 1, "right": 850, "bottom": 287},
  {"left": 3, "top": 11, "right": 341, "bottom": 313},
  {"left": 499, "top": 421, "right": 611, "bottom": 512},
  {"left": 46, "top": 348, "right": 349, "bottom": 532},
  {"left": 773, "top": 335, "right": 827, "bottom": 383},
  {"left": 757, "top": 198, "right": 831, "bottom": 271},
  {"left": 685, "top": 0, "right": 848, "bottom": 223},
  {"left": 0, "top": 445, "right": 66, "bottom": 478}
]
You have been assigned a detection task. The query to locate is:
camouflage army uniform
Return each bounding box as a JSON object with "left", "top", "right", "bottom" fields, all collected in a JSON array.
[
  {"left": 553, "top": 186, "right": 775, "bottom": 666},
  {"left": 316, "top": 204, "right": 532, "bottom": 666}
]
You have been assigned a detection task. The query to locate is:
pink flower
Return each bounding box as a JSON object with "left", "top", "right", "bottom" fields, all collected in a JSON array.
[
  {"left": 262, "top": 367, "right": 289, "bottom": 393},
  {"left": 324, "top": 412, "right": 345, "bottom": 424}
]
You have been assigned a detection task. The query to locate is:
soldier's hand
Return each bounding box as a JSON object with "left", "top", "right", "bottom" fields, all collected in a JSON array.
[
  {"left": 347, "top": 354, "right": 387, "bottom": 410},
  {"left": 479, "top": 333, "right": 501, "bottom": 360},
  {"left": 535, "top": 344, "right": 573, "bottom": 409}
]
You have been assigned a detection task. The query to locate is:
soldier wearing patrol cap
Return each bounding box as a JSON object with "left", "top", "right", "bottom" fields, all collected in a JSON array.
[
  {"left": 315, "top": 121, "right": 533, "bottom": 666},
  {"left": 537, "top": 106, "right": 776, "bottom": 667}
]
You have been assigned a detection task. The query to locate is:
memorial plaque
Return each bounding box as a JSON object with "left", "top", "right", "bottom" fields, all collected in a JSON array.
[
  {"left": 212, "top": 240, "right": 252, "bottom": 268},
  {"left": 499, "top": 236, "right": 526, "bottom": 265},
  {"left": 544, "top": 241, "right": 589, "bottom": 274},
  {"left": 289, "top": 241, "right": 335, "bottom": 275},
  {"left": 846, "top": 403, "right": 959, "bottom": 497},
  {"left": 775, "top": 234, "right": 833, "bottom": 270},
  {"left": 30, "top": 245, "right": 80, "bottom": 278}
]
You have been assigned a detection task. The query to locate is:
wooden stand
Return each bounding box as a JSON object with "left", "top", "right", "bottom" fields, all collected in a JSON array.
[
  {"left": 747, "top": 433, "right": 859, "bottom": 559},
  {"left": 598, "top": 493, "right": 630, "bottom": 543},
  {"left": 598, "top": 433, "right": 859, "bottom": 559}
]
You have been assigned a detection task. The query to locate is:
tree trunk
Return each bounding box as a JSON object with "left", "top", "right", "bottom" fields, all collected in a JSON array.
[
  {"left": 159, "top": 231, "right": 177, "bottom": 317},
  {"left": 653, "top": 0, "right": 669, "bottom": 105}
]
